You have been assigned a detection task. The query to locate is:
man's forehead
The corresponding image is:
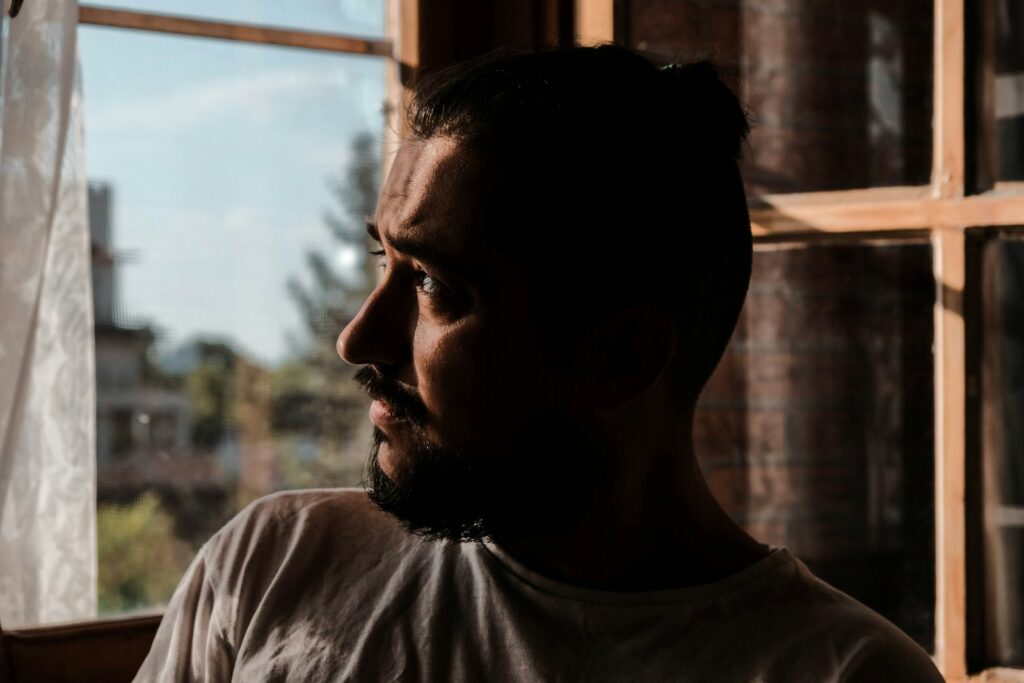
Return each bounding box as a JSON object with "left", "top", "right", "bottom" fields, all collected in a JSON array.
[{"left": 376, "top": 137, "right": 493, "bottom": 246}]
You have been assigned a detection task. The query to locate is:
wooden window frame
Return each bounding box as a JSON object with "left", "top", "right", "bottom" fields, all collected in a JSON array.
[
  {"left": 77, "top": 6, "right": 393, "bottom": 55},
  {"left": 577, "top": 0, "right": 1024, "bottom": 680}
]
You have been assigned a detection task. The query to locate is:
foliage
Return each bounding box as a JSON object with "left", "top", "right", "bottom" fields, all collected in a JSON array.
[
  {"left": 94, "top": 133, "right": 382, "bottom": 618},
  {"left": 184, "top": 340, "right": 238, "bottom": 450},
  {"left": 273, "top": 131, "right": 382, "bottom": 489},
  {"left": 273, "top": 433, "right": 367, "bottom": 491},
  {"left": 287, "top": 131, "right": 380, "bottom": 381},
  {"left": 97, "top": 493, "right": 195, "bottom": 615}
]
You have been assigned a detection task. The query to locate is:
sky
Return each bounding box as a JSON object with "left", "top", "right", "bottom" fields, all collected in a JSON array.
[{"left": 79, "top": 1, "right": 385, "bottom": 365}]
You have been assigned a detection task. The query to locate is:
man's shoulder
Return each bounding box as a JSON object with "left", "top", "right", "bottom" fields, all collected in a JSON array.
[
  {"left": 763, "top": 555, "right": 943, "bottom": 681},
  {"left": 226, "top": 487, "right": 377, "bottom": 531},
  {"left": 136, "top": 488, "right": 425, "bottom": 680},
  {"left": 201, "top": 488, "right": 407, "bottom": 581}
]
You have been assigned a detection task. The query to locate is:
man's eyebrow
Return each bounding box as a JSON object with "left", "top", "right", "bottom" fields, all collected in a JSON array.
[{"left": 366, "top": 221, "right": 495, "bottom": 291}]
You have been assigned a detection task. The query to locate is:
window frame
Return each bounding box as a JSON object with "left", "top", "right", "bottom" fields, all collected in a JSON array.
[
  {"left": 577, "top": 0, "right": 1024, "bottom": 679},
  {"left": 76, "top": 6, "right": 393, "bottom": 55}
]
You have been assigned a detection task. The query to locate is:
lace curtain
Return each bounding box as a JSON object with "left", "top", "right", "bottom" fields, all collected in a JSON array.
[{"left": 0, "top": 0, "right": 96, "bottom": 627}]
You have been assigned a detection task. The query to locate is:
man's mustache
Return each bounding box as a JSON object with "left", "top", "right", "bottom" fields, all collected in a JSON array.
[{"left": 353, "top": 366, "right": 427, "bottom": 425}]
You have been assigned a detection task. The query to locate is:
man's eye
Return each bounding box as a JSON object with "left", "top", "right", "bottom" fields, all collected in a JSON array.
[
  {"left": 414, "top": 271, "right": 445, "bottom": 298},
  {"left": 370, "top": 248, "right": 386, "bottom": 271}
]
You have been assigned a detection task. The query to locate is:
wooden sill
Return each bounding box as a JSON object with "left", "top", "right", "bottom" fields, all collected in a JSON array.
[{"left": 1, "top": 613, "right": 162, "bottom": 683}]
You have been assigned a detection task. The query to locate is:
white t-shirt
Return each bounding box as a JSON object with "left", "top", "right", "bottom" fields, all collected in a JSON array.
[{"left": 135, "top": 488, "right": 943, "bottom": 682}]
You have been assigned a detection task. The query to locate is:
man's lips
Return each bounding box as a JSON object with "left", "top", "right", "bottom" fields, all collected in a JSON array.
[{"left": 369, "top": 399, "right": 403, "bottom": 430}]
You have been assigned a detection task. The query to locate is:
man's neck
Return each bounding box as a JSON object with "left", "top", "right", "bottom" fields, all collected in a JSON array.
[{"left": 489, "top": 408, "right": 769, "bottom": 592}]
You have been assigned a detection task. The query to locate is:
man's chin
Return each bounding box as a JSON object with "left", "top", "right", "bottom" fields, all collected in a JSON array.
[
  {"left": 364, "top": 413, "right": 606, "bottom": 544},
  {"left": 374, "top": 439, "right": 400, "bottom": 479},
  {"left": 369, "top": 425, "right": 420, "bottom": 480},
  {"left": 364, "top": 428, "right": 491, "bottom": 542}
]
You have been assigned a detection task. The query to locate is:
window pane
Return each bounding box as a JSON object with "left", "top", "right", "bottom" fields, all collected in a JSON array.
[
  {"left": 695, "top": 239, "right": 936, "bottom": 650},
  {"left": 619, "top": 0, "right": 933, "bottom": 194},
  {"left": 82, "top": 26, "right": 385, "bottom": 615},
  {"left": 87, "top": 0, "right": 386, "bottom": 39},
  {"left": 978, "top": 234, "right": 1024, "bottom": 666},
  {"left": 995, "top": 1, "right": 1024, "bottom": 180}
]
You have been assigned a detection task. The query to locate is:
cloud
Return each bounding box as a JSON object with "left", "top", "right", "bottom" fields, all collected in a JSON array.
[{"left": 91, "top": 68, "right": 349, "bottom": 132}]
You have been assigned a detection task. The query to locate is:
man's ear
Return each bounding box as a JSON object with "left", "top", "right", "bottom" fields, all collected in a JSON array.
[{"left": 573, "top": 306, "right": 677, "bottom": 409}]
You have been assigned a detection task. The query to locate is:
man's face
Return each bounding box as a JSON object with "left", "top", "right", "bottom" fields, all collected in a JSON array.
[{"left": 337, "top": 137, "right": 602, "bottom": 541}]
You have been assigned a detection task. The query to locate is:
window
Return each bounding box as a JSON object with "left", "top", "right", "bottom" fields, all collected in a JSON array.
[
  {"left": 79, "top": 3, "right": 390, "bottom": 617},
  {"left": 696, "top": 239, "right": 936, "bottom": 649},
  {"left": 571, "top": 0, "right": 1024, "bottom": 678},
  {"left": 994, "top": 1, "right": 1024, "bottom": 181},
  {"left": 618, "top": 0, "right": 933, "bottom": 194},
  {"left": 968, "top": 229, "right": 1024, "bottom": 669}
]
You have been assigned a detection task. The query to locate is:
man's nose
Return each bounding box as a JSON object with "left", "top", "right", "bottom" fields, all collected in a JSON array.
[{"left": 337, "top": 282, "right": 408, "bottom": 368}]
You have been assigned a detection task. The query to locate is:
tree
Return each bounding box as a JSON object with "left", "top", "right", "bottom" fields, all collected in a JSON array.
[
  {"left": 287, "top": 131, "right": 380, "bottom": 381},
  {"left": 184, "top": 340, "right": 238, "bottom": 450},
  {"left": 97, "top": 493, "right": 195, "bottom": 614},
  {"left": 273, "top": 132, "right": 382, "bottom": 487}
]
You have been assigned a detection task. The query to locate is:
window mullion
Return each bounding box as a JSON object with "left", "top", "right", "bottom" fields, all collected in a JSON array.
[
  {"left": 932, "top": 0, "right": 966, "bottom": 199},
  {"left": 933, "top": 227, "right": 968, "bottom": 680},
  {"left": 574, "top": 0, "right": 613, "bottom": 46}
]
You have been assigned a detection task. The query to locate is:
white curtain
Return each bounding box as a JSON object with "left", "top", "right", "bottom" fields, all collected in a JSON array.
[{"left": 0, "top": 0, "right": 96, "bottom": 627}]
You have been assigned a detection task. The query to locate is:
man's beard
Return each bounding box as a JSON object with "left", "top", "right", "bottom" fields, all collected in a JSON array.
[{"left": 355, "top": 366, "right": 605, "bottom": 543}]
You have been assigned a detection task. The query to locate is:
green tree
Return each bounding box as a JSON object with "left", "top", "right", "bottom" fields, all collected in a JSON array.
[
  {"left": 97, "top": 493, "right": 195, "bottom": 614},
  {"left": 287, "top": 131, "right": 380, "bottom": 380},
  {"left": 184, "top": 340, "right": 238, "bottom": 450},
  {"left": 275, "top": 132, "right": 381, "bottom": 489}
]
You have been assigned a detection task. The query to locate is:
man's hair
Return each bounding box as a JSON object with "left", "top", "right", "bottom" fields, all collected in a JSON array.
[{"left": 407, "top": 45, "right": 752, "bottom": 405}]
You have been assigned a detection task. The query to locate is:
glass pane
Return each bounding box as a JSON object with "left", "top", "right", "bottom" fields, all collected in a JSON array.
[
  {"left": 619, "top": 0, "right": 933, "bottom": 194},
  {"left": 88, "top": 0, "right": 386, "bottom": 39},
  {"left": 82, "top": 26, "right": 385, "bottom": 616},
  {"left": 995, "top": 0, "right": 1024, "bottom": 180},
  {"left": 978, "top": 235, "right": 1024, "bottom": 666},
  {"left": 694, "top": 239, "right": 936, "bottom": 650}
]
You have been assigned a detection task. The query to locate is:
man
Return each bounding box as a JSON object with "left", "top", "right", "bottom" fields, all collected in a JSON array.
[{"left": 137, "top": 46, "right": 943, "bottom": 681}]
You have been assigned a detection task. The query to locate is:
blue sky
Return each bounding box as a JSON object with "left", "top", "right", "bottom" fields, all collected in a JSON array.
[{"left": 79, "top": 1, "right": 385, "bottom": 365}]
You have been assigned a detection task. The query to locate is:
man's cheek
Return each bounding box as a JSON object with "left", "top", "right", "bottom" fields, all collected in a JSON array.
[
  {"left": 447, "top": 363, "right": 520, "bottom": 444},
  {"left": 415, "top": 330, "right": 484, "bottom": 427}
]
